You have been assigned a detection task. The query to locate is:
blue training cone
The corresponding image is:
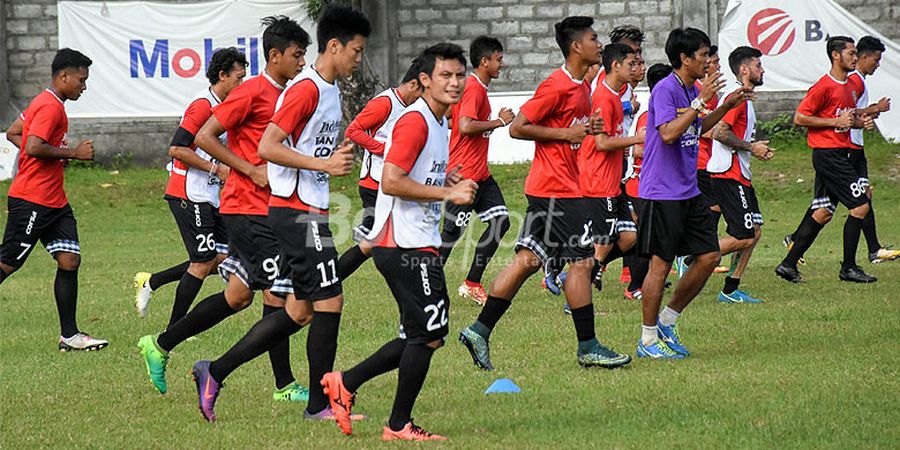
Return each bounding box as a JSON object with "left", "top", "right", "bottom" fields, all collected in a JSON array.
[{"left": 485, "top": 378, "right": 521, "bottom": 394}]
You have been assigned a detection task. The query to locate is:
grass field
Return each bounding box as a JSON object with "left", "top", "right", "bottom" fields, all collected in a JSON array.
[{"left": 1, "top": 130, "right": 898, "bottom": 448}]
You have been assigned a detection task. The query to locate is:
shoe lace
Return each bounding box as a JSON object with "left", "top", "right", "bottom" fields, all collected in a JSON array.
[
  {"left": 655, "top": 341, "right": 678, "bottom": 356},
  {"left": 409, "top": 422, "right": 432, "bottom": 437}
]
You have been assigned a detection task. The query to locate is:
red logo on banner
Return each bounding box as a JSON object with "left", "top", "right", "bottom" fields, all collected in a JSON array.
[{"left": 747, "top": 8, "right": 796, "bottom": 56}]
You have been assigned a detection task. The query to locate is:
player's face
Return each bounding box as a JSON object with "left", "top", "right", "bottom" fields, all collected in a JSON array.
[
  {"left": 576, "top": 28, "right": 603, "bottom": 65},
  {"left": 631, "top": 53, "right": 646, "bottom": 83},
  {"left": 707, "top": 54, "right": 721, "bottom": 76},
  {"left": 219, "top": 62, "right": 247, "bottom": 97},
  {"left": 614, "top": 54, "right": 638, "bottom": 82},
  {"left": 485, "top": 51, "right": 505, "bottom": 79},
  {"left": 62, "top": 67, "right": 89, "bottom": 101},
  {"left": 275, "top": 44, "right": 307, "bottom": 80},
  {"left": 335, "top": 35, "right": 367, "bottom": 77},
  {"left": 745, "top": 57, "right": 764, "bottom": 87},
  {"left": 684, "top": 46, "right": 710, "bottom": 79},
  {"left": 858, "top": 51, "right": 882, "bottom": 76},
  {"left": 422, "top": 57, "right": 466, "bottom": 106},
  {"left": 837, "top": 43, "right": 857, "bottom": 71}
]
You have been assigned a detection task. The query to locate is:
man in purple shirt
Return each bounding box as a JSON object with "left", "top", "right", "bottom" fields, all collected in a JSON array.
[{"left": 636, "top": 28, "right": 748, "bottom": 359}]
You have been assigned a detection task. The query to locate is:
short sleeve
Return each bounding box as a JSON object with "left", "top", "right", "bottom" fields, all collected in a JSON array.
[
  {"left": 519, "top": 81, "right": 560, "bottom": 125},
  {"left": 271, "top": 79, "right": 319, "bottom": 135},
  {"left": 797, "top": 83, "right": 823, "bottom": 117},
  {"left": 386, "top": 112, "right": 428, "bottom": 173},
  {"left": 651, "top": 84, "right": 679, "bottom": 129},
  {"left": 346, "top": 96, "right": 391, "bottom": 153},
  {"left": 179, "top": 99, "right": 213, "bottom": 135},
  {"left": 212, "top": 83, "right": 253, "bottom": 130},
  {"left": 27, "top": 103, "right": 63, "bottom": 143}
]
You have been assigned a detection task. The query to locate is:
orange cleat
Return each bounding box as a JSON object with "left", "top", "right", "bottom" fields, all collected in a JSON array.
[
  {"left": 619, "top": 267, "right": 631, "bottom": 283},
  {"left": 713, "top": 265, "right": 729, "bottom": 274},
  {"left": 458, "top": 282, "right": 488, "bottom": 305},
  {"left": 382, "top": 421, "right": 447, "bottom": 442},
  {"left": 320, "top": 372, "right": 355, "bottom": 435}
]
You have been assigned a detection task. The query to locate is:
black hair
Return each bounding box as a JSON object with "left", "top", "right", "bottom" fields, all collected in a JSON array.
[
  {"left": 206, "top": 47, "right": 249, "bottom": 85},
  {"left": 602, "top": 43, "right": 635, "bottom": 74},
  {"left": 728, "top": 46, "right": 762, "bottom": 76},
  {"left": 316, "top": 4, "right": 372, "bottom": 53},
  {"left": 554, "top": 16, "right": 594, "bottom": 58},
  {"left": 469, "top": 35, "right": 503, "bottom": 68},
  {"left": 826, "top": 35, "right": 854, "bottom": 62},
  {"left": 646, "top": 63, "right": 673, "bottom": 91},
  {"left": 857, "top": 36, "right": 885, "bottom": 56},
  {"left": 260, "top": 15, "right": 310, "bottom": 62},
  {"left": 418, "top": 43, "right": 466, "bottom": 78},
  {"left": 665, "top": 27, "right": 711, "bottom": 69},
  {"left": 51, "top": 48, "right": 92, "bottom": 76},
  {"left": 709, "top": 45, "right": 718, "bottom": 57},
  {"left": 609, "top": 25, "right": 645, "bottom": 46},
  {"left": 400, "top": 57, "right": 421, "bottom": 84}
]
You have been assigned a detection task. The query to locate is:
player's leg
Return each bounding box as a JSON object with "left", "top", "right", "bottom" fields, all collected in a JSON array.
[
  {"left": 777, "top": 163, "right": 835, "bottom": 281},
  {"left": 0, "top": 198, "right": 43, "bottom": 284},
  {"left": 439, "top": 200, "right": 474, "bottom": 262},
  {"left": 459, "top": 178, "right": 510, "bottom": 305},
  {"left": 712, "top": 180, "right": 755, "bottom": 302},
  {"left": 339, "top": 186, "right": 379, "bottom": 279}
]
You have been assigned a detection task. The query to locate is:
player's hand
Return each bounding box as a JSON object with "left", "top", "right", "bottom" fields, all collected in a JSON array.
[
  {"left": 699, "top": 71, "right": 726, "bottom": 103},
  {"left": 631, "top": 93, "right": 641, "bottom": 115},
  {"left": 562, "top": 123, "right": 590, "bottom": 144},
  {"left": 250, "top": 164, "right": 268, "bottom": 188},
  {"left": 73, "top": 140, "right": 94, "bottom": 160},
  {"left": 723, "top": 87, "right": 753, "bottom": 109},
  {"left": 588, "top": 108, "right": 604, "bottom": 135},
  {"left": 634, "top": 124, "right": 646, "bottom": 143},
  {"left": 215, "top": 164, "right": 231, "bottom": 180},
  {"left": 861, "top": 113, "right": 875, "bottom": 130},
  {"left": 498, "top": 108, "right": 515, "bottom": 126},
  {"left": 875, "top": 97, "right": 891, "bottom": 113},
  {"left": 446, "top": 164, "right": 464, "bottom": 187},
  {"left": 835, "top": 109, "right": 853, "bottom": 129},
  {"left": 447, "top": 179, "right": 477, "bottom": 205},
  {"left": 324, "top": 139, "right": 354, "bottom": 176},
  {"left": 750, "top": 140, "right": 774, "bottom": 161}
]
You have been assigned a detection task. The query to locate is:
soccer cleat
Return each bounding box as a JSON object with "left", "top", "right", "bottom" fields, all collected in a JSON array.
[
  {"left": 133, "top": 272, "right": 153, "bottom": 317},
  {"left": 458, "top": 282, "right": 488, "bottom": 306},
  {"left": 619, "top": 267, "right": 631, "bottom": 283},
  {"left": 713, "top": 265, "right": 729, "bottom": 274},
  {"left": 624, "top": 288, "right": 643, "bottom": 301},
  {"left": 458, "top": 326, "right": 494, "bottom": 370},
  {"left": 636, "top": 339, "right": 685, "bottom": 359},
  {"left": 191, "top": 360, "right": 221, "bottom": 422},
  {"left": 303, "top": 406, "right": 367, "bottom": 422},
  {"left": 542, "top": 270, "right": 565, "bottom": 296},
  {"left": 782, "top": 234, "right": 806, "bottom": 265},
  {"left": 577, "top": 341, "right": 632, "bottom": 368},
  {"left": 775, "top": 264, "right": 802, "bottom": 283},
  {"left": 59, "top": 332, "right": 109, "bottom": 352},
  {"left": 839, "top": 265, "right": 877, "bottom": 283},
  {"left": 273, "top": 382, "right": 308, "bottom": 403},
  {"left": 382, "top": 421, "right": 447, "bottom": 442},
  {"left": 869, "top": 247, "right": 900, "bottom": 264},
  {"left": 138, "top": 335, "right": 169, "bottom": 394},
  {"left": 657, "top": 321, "right": 690, "bottom": 356},
  {"left": 718, "top": 290, "right": 762, "bottom": 304},
  {"left": 674, "top": 256, "right": 688, "bottom": 279},
  {"left": 321, "top": 372, "right": 355, "bottom": 435}
]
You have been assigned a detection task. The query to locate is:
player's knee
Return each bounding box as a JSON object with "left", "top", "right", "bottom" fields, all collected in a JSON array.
[
  {"left": 55, "top": 252, "right": 80, "bottom": 270},
  {"left": 225, "top": 281, "right": 254, "bottom": 309},
  {"left": 286, "top": 301, "right": 313, "bottom": 325},
  {"left": 189, "top": 260, "right": 216, "bottom": 278},
  {"left": 736, "top": 237, "right": 754, "bottom": 251},
  {"left": 426, "top": 338, "right": 445, "bottom": 350},
  {"left": 851, "top": 202, "right": 870, "bottom": 219},
  {"left": 619, "top": 233, "right": 637, "bottom": 251},
  {"left": 696, "top": 251, "right": 721, "bottom": 269}
]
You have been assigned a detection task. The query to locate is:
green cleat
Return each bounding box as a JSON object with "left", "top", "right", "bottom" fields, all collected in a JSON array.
[
  {"left": 577, "top": 341, "right": 632, "bottom": 368},
  {"left": 459, "top": 326, "right": 494, "bottom": 370},
  {"left": 138, "top": 335, "right": 169, "bottom": 394},
  {"left": 273, "top": 383, "right": 309, "bottom": 402}
]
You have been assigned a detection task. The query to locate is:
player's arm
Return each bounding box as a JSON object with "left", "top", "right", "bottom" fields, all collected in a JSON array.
[
  {"left": 793, "top": 110, "right": 853, "bottom": 129},
  {"left": 5, "top": 116, "right": 23, "bottom": 149},
  {"left": 346, "top": 97, "right": 389, "bottom": 155},
  {"left": 458, "top": 108, "right": 514, "bottom": 136},
  {"left": 711, "top": 120, "right": 773, "bottom": 161},
  {"left": 257, "top": 123, "right": 353, "bottom": 175},
  {"left": 169, "top": 123, "right": 216, "bottom": 173},
  {"left": 595, "top": 131, "right": 644, "bottom": 152},
  {"left": 509, "top": 113, "right": 587, "bottom": 144},
  {"left": 195, "top": 116, "right": 257, "bottom": 176},
  {"left": 858, "top": 97, "right": 890, "bottom": 117},
  {"left": 700, "top": 87, "right": 752, "bottom": 134},
  {"left": 22, "top": 106, "right": 92, "bottom": 160},
  {"left": 382, "top": 162, "right": 475, "bottom": 205}
]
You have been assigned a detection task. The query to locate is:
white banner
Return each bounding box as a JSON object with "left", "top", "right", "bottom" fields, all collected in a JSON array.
[
  {"left": 0, "top": 133, "right": 19, "bottom": 181},
  {"left": 719, "top": 0, "right": 900, "bottom": 141},
  {"left": 58, "top": 0, "right": 316, "bottom": 118}
]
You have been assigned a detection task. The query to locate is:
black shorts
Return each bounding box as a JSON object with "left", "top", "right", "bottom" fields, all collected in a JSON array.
[
  {"left": 218, "top": 214, "right": 288, "bottom": 292},
  {"left": 353, "top": 185, "right": 379, "bottom": 243},
  {"left": 697, "top": 169, "right": 717, "bottom": 207},
  {"left": 166, "top": 196, "right": 228, "bottom": 262},
  {"left": 811, "top": 148, "right": 868, "bottom": 212},
  {"left": 442, "top": 175, "right": 508, "bottom": 235},
  {"left": 637, "top": 194, "right": 719, "bottom": 261},
  {"left": 514, "top": 196, "right": 593, "bottom": 264},
  {"left": 269, "top": 207, "right": 342, "bottom": 301},
  {"left": 1, "top": 197, "right": 80, "bottom": 268},
  {"left": 710, "top": 178, "right": 763, "bottom": 240},
  {"left": 848, "top": 148, "right": 869, "bottom": 187},
  {"left": 372, "top": 247, "right": 449, "bottom": 344},
  {"left": 585, "top": 195, "right": 637, "bottom": 245}
]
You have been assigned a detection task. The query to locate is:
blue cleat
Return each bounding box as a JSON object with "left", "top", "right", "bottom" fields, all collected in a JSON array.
[
  {"left": 718, "top": 290, "right": 763, "bottom": 304},
  {"left": 657, "top": 321, "right": 690, "bottom": 356},
  {"left": 674, "top": 256, "right": 688, "bottom": 279},
  {"left": 543, "top": 270, "right": 566, "bottom": 296},
  {"left": 637, "top": 339, "right": 685, "bottom": 359}
]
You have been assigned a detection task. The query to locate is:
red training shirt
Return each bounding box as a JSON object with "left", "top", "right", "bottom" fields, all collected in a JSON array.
[
  {"left": 449, "top": 74, "right": 492, "bottom": 182},
  {"left": 8, "top": 90, "right": 70, "bottom": 208},
  {"left": 164, "top": 97, "right": 214, "bottom": 200},
  {"left": 796, "top": 73, "right": 856, "bottom": 149},
  {"left": 579, "top": 79, "right": 626, "bottom": 198}
]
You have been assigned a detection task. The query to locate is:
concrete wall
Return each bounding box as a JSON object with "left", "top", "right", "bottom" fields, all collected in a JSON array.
[{"left": 2, "top": 0, "right": 898, "bottom": 166}]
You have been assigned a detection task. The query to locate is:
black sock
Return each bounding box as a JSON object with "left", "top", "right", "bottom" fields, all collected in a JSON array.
[
  {"left": 166, "top": 272, "right": 204, "bottom": 329},
  {"left": 569, "top": 303, "right": 596, "bottom": 343},
  {"left": 475, "top": 296, "right": 512, "bottom": 335},
  {"left": 337, "top": 246, "right": 369, "bottom": 280},
  {"left": 782, "top": 212, "right": 825, "bottom": 268},
  {"left": 601, "top": 245, "right": 627, "bottom": 265},
  {"left": 466, "top": 216, "right": 510, "bottom": 284},
  {"left": 54, "top": 268, "right": 79, "bottom": 338},
  {"left": 149, "top": 261, "right": 190, "bottom": 291},
  {"left": 305, "top": 312, "right": 342, "bottom": 415},
  {"left": 723, "top": 276, "right": 740, "bottom": 294},
  {"left": 628, "top": 256, "right": 650, "bottom": 292},
  {"left": 842, "top": 215, "right": 864, "bottom": 269},
  {"left": 264, "top": 305, "right": 296, "bottom": 390},
  {"left": 388, "top": 342, "right": 435, "bottom": 431},
  {"left": 861, "top": 203, "right": 881, "bottom": 254},
  {"left": 157, "top": 292, "right": 236, "bottom": 352},
  {"left": 208, "top": 307, "right": 302, "bottom": 384},
  {"left": 343, "top": 337, "right": 406, "bottom": 393}
]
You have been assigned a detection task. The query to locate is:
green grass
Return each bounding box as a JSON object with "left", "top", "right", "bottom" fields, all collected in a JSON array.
[{"left": 1, "top": 130, "right": 898, "bottom": 448}]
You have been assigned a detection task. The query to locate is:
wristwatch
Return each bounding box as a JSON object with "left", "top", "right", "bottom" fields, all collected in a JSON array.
[{"left": 690, "top": 97, "right": 706, "bottom": 112}]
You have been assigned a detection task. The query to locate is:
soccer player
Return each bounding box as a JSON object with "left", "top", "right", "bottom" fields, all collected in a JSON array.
[
  {"left": 137, "top": 16, "right": 308, "bottom": 402},
  {"left": 336, "top": 59, "right": 424, "bottom": 280},
  {"left": 1, "top": 48, "right": 108, "bottom": 351},
  {"left": 775, "top": 36, "right": 876, "bottom": 284},
  {"left": 635, "top": 28, "right": 749, "bottom": 359},
  {"left": 439, "top": 35, "right": 514, "bottom": 305},
  {"left": 321, "top": 42, "right": 476, "bottom": 442},
  {"left": 189, "top": 5, "right": 371, "bottom": 422},
  {"left": 132, "top": 48, "right": 248, "bottom": 326},
  {"left": 458, "top": 16, "right": 632, "bottom": 370},
  {"left": 847, "top": 36, "right": 897, "bottom": 263},
  {"left": 708, "top": 46, "right": 775, "bottom": 303}
]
